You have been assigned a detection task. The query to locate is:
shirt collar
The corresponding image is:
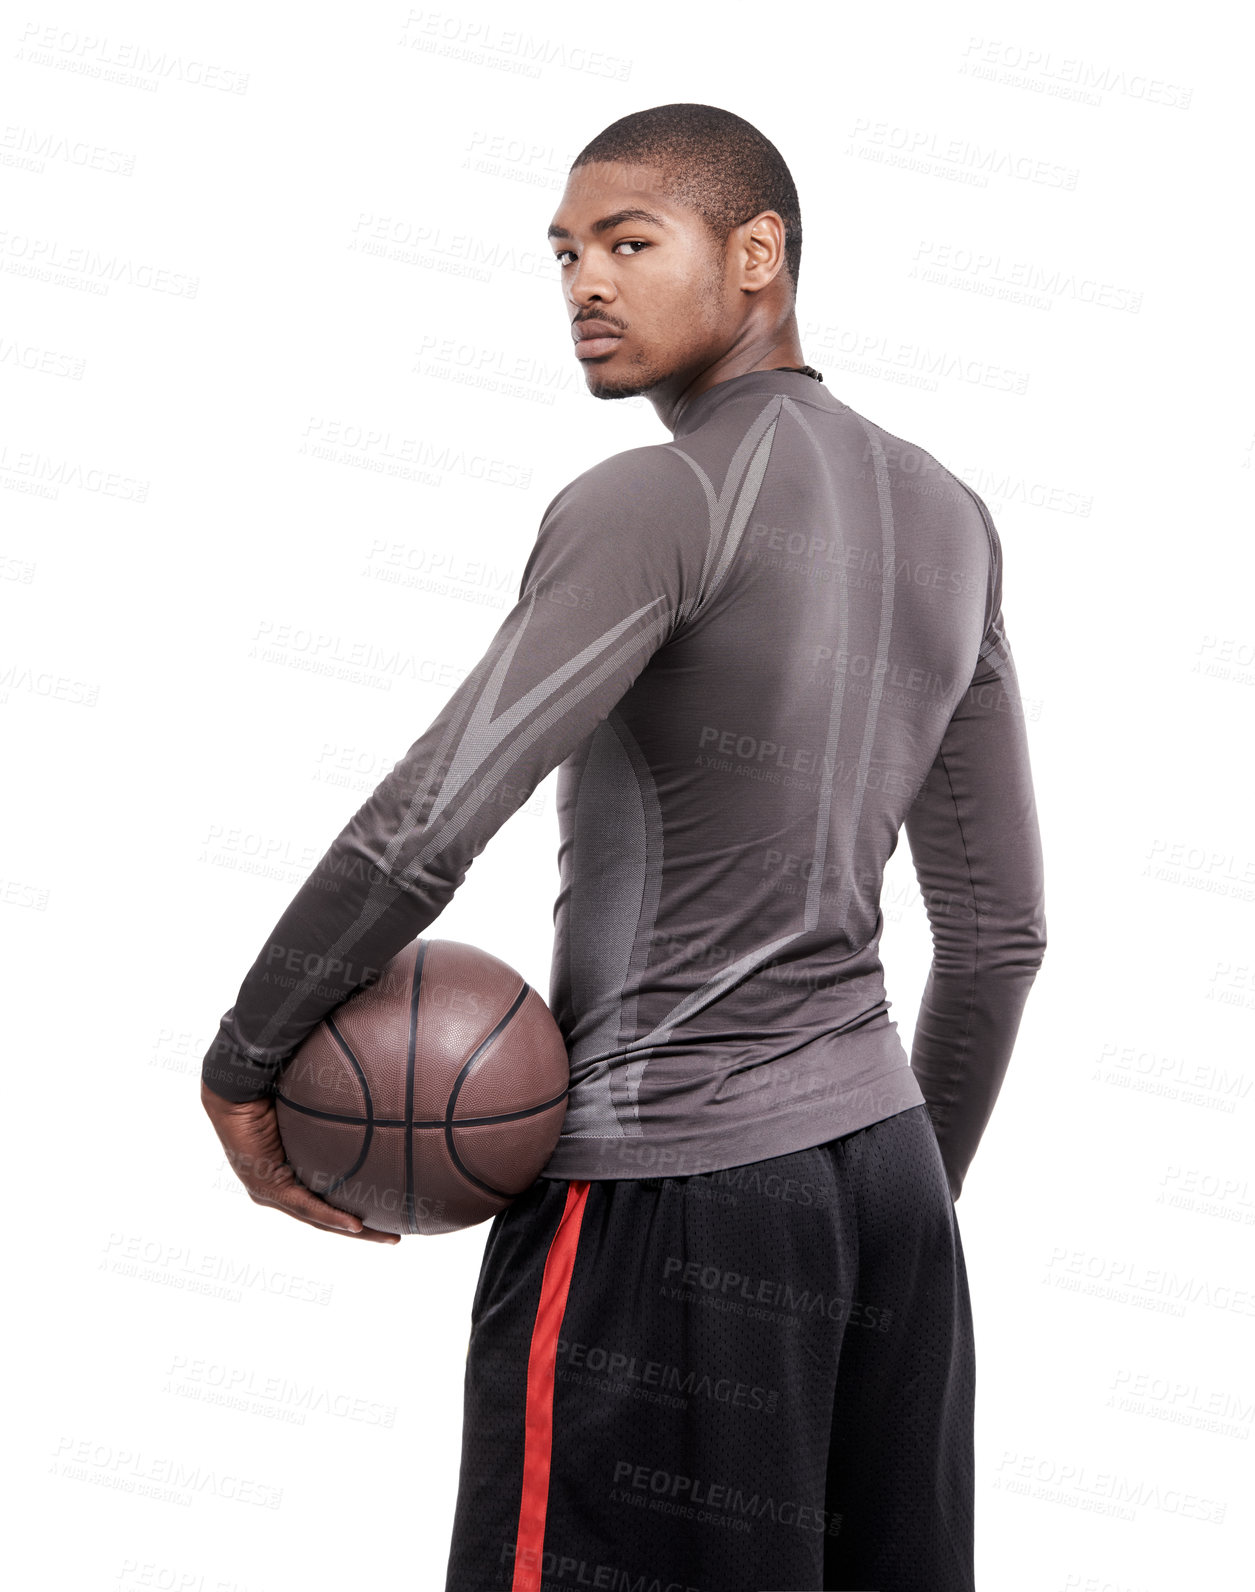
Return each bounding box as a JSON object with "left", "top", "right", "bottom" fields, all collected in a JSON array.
[{"left": 669, "top": 366, "right": 835, "bottom": 439}]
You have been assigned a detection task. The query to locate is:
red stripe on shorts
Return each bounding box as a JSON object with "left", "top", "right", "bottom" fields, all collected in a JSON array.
[{"left": 511, "top": 1178, "right": 591, "bottom": 1592}]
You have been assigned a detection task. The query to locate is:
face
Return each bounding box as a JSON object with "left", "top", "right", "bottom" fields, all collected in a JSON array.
[{"left": 547, "top": 162, "right": 734, "bottom": 401}]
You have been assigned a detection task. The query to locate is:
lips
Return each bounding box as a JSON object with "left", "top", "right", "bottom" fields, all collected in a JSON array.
[{"left": 573, "top": 319, "right": 623, "bottom": 360}]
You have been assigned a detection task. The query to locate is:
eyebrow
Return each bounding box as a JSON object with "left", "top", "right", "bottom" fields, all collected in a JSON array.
[{"left": 547, "top": 207, "right": 670, "bottom": 242}]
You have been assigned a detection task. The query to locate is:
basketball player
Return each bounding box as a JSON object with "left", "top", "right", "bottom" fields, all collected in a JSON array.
[{"left": 201, "top": 105, "right": 1046, "bottom": 1591}]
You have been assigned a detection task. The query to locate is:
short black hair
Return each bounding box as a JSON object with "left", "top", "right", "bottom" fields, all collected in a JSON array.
[{"left": 570, "top": 103, "right": 803, "bottom": 296}]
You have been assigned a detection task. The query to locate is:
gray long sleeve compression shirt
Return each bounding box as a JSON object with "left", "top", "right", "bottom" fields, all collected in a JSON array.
[{"left": 201, "top": 366, "right": 1047, "bottom": 1200}]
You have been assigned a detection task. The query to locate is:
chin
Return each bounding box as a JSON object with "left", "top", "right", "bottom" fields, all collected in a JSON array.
[{"left": 585, "top": 368, "right": 661, "bottom": 402}]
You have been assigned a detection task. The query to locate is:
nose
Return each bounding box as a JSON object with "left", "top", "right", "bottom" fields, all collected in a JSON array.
[{"left": 566, "top": 253, "right": 616, "bottom": 308}]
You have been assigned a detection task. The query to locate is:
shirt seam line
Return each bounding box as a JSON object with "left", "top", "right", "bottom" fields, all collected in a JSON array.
[{"left": 932, "top": 746, "right": 982, "bottom": 1125}]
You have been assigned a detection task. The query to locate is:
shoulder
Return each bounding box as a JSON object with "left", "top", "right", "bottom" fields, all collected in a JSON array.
[
  {"left": 840, "top": 405, "right": 997, "bottom": 549},
  {"left": 846, "top": 408, "right": 978, "bottom": 509},
  {"left": 533, "top": 443, "right": 710, "bottom": 570},
  {"left": 522, "top": 443, "right": 710, "bottom": 621},
  {"left": 838, "top": 405, "right": 1002, "bottom": 631},
  {"left": 544, "top": 442, "right": 705, "bottom": 520}
]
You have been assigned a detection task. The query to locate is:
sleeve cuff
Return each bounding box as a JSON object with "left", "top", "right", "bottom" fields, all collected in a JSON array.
[{"left": 200, "top": 1015, "right": 284, "bottom": 1103}]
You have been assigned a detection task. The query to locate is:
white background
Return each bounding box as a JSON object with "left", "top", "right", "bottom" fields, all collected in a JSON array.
[{"left": 4, "top": 2, "right": 1253, "bottom": 1588}]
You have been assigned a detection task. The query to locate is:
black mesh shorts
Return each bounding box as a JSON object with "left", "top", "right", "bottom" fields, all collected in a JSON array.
[{"left": 443, "top": 1102, "right": 976, "bottom": 1592}]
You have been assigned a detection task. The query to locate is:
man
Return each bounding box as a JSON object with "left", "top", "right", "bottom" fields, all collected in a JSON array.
[{"left": 202, "top": 103, "right": 1046, "bottom": 1592}]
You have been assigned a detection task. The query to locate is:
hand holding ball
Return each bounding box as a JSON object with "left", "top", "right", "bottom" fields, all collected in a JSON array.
[{"left": 273, "top": 939, "right": 569, "bottom": 1235}]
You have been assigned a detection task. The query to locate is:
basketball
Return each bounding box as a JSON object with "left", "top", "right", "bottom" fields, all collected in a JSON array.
[{"left": 273, "top": 938, "right": 570, "bottom": 1235}]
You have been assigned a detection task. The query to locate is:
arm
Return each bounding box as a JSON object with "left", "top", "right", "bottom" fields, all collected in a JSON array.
[
  {"left": 903, "top": 497, "right": 1047, "bottom": 1201},
  {"left": 201, "top": 445, "right": 702, "bottom": 1104}
]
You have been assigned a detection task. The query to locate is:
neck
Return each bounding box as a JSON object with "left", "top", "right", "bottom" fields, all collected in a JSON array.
[{"left": 652, "top": 333, "right": 810, "bottom": 434}]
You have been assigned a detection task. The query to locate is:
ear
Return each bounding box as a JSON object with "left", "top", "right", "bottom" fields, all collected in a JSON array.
[{"left": 735, "top": 211, "right": 787, "bottom": 294}]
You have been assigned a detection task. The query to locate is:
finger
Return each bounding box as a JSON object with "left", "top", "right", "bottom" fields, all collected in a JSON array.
[
  {"left": 210, "top": 1098, "right": 401, "bottom": 1242},
  {"left": 255, "top": 1184, "right": 402, "bottom": 1244}
]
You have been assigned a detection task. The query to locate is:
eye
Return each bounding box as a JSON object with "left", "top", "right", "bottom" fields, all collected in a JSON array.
[{"left": 553, "top": 239, "right": 650, "bottom": 267}]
